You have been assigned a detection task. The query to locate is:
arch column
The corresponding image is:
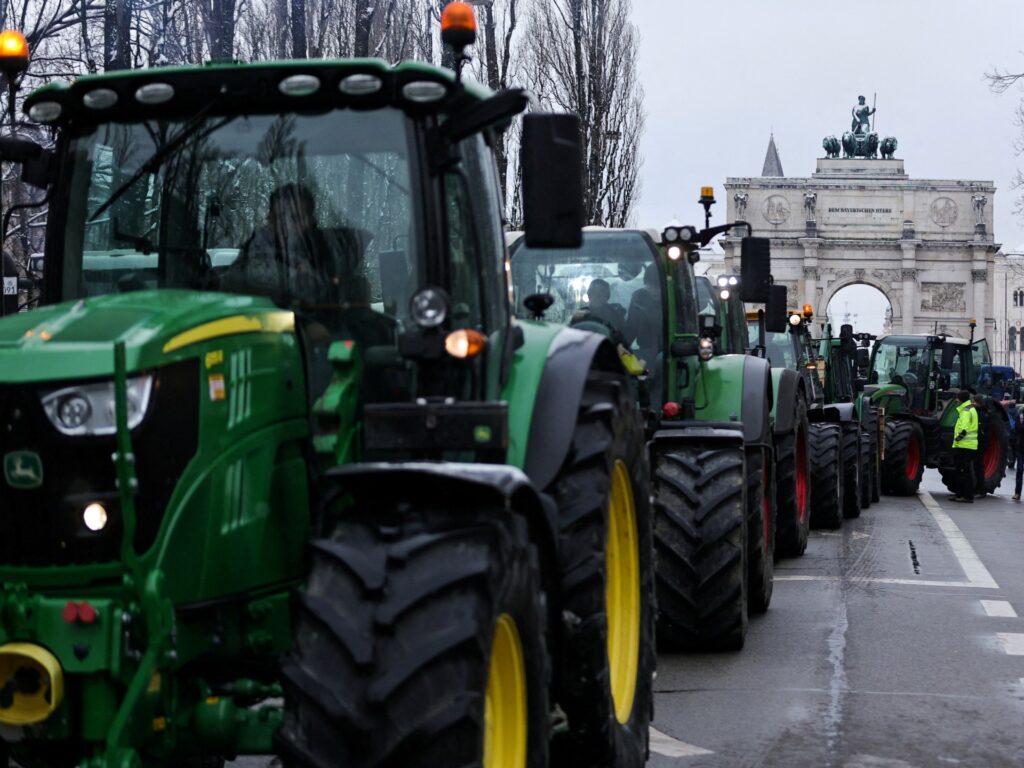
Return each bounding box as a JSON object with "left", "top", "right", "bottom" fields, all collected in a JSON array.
[
  {"left": 801, "top": 238, "right": 820, "bottom": 309},
  {"left": 901, "top": 241, "right": 919, "bottom": 333},
  {"left": 972, "top": 246, "right": 989, "bottom": 333}
]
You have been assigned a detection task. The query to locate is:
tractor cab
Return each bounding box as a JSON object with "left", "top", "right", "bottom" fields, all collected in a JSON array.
[{"left": 746, "top": 305, "right": 824, "bottom": 406}]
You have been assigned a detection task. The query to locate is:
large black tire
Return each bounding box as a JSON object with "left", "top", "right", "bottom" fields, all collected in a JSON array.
[
  {"left": 866, "top": 406, "right": 881, "bottom": 503},
  {"left": 775, "top": 399, "right": 811, "bottom": 558},
  {"left": 881, "top": 419, "right": 925, "bottom": 496},
  {"left": 976, "top": 413, "right": 1009, "bottom": 494},
  {"left": 841, "top": 423, "right": 862, "bottom": 519},
  {"left": 653, "top": 444, "right": 747, "bottom": 651},
  {"left": 809, "top": 423, "right": 843, "bottom": 530},
  {"left": 745, "top": 446, "right": 775, "bottom": 614},
  {"left": 546, "top": 370, "right": 655, "bottom": 768},
  {"left": 278, "top": 511, "right": 550, "bottom": 768},
  {"left": 859, "top": 430, "right": 873, "bottom": 509}
]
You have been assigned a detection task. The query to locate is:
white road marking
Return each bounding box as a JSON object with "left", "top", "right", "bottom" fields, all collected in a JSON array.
[
  {"left": 981, "top": 600, "right": 1017, "bottom": 618},
  {"left": 775, "top": 575, "right": 997, "bottom": 589},
  {"left": 919, "top": 491, "right": 999, "bottom": 589},
  {"left": 649, "top": 727, "right": 713, "bottom": 757},
  {"left": 996, "top": 633, "right": 1024, "bottom": 655}
]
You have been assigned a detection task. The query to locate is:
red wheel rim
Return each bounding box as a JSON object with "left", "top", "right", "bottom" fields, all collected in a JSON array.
[
  {"left": 983, "top": 437, "right": 999, "bottom": 480},
  {"left": 763, "top": 456, "right": 771, "bottom": 552},
  {"left": 905, "top": 435, "right": 921, "bottom": 480},
  {"left": 795, "top": 428, "right": 809, "bottom": 523}
]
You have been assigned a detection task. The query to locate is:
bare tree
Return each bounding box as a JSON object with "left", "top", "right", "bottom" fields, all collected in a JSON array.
[
  {"left": 988, "top": 67, "right": 1024, "bottom": 220},
  {"left": 525, "top": 0, "right": 644, "bottom": 226}
]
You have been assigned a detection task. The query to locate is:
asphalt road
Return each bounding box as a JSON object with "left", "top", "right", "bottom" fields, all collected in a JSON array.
[
  {"left": 649, "top": 470, "right": 1024, "bottom": 768},
  {"left": 231, "top": 470, "right": 1024, "bottom": 768}
]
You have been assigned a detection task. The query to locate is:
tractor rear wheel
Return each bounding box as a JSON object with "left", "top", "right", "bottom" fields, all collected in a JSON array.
[
  {"left": 278, "top": 511, "right": 549, "bottom": 768},
  {"left": 653, "top": 443, "right": 747, "bottom": 651},
  {"left": 881, "top": 420, "right": 925, "bottom": 496},
  {"left": 841, "top": 424, "right": 862, "bottom": 519},
  {"left": 809, "top": 423, "right": 843, "bottom": 530},
  {"left": 977, "top": 413, "right": 1009, "bottom": 494},
  {"left": 746, "top": 446, "right": 775, "bottom": 614},
  {"left": 547, "top": 370, "right": 654, "bottom": 768},
  {"left": 775, "top": 399, "right": 811, "bottom": 558}
]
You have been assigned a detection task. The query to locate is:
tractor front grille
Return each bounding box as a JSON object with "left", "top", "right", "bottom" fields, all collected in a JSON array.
[{"left": 0, "top": 359, "right": 199, "bottom": 567}]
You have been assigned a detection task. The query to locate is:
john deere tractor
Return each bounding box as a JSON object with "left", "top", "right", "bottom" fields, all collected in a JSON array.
[
  {"left": 509, "top": 221, "right": 776, "bottom": 652},
  {"left": 867, "top": 331, "right": 1009, "bottom": 496},
  {"left": 0, "top": 10, "right": 656, "bottom": 768}
]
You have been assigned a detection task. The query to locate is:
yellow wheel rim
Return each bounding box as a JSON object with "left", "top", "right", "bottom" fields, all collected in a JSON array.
[
  {"left": 606, "top": 459, "right": 641, "bottom": 725},
  {"left": 483, "top": 613, "right": 528, "bottom": 768}
]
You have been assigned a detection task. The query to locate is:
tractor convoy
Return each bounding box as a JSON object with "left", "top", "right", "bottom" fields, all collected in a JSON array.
[{"left": 0, "top": 5, "right": 1011, "bottom": 768}]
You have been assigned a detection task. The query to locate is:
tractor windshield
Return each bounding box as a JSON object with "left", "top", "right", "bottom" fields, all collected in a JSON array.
[
  {"left": 870, "top": 340, "right": 936, "bottom": 387},
  {"left": 59, "top": 108, "right": 423, "bottom": 328},
  {"left": 510, "top": 231, "right": 665, "bottom": 366},
  {"left": 746, "top": 322, "right": 796, "bottom": 368}
]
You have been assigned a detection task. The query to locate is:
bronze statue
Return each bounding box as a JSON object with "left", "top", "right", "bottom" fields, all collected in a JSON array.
[{"left": 851, "top": 95, "right": 875, "bottom": 135}]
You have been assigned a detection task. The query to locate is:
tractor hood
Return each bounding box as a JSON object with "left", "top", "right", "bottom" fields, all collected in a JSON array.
[{"left": 0, "top": 290, "right": 293, "bottom": 383}]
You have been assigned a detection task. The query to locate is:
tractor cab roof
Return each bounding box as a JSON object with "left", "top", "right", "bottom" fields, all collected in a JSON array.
[
  {"left": 24, "top": 58, "right": 490, "bottom": 127},
  {"left": 877, "top": 334, "right": 971, "bottom": 347}
]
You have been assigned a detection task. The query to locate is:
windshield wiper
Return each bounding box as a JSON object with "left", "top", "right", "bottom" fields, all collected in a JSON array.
[{"left": 88, "top": 106, "right": 233, "bottom": 224}]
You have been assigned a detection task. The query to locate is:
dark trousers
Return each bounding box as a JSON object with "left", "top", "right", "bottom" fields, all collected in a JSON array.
[
  {"left": 1015, "top": 446, "right": 1024, "bottom": 495},
  {"left": 953, "top": 447, "right": 976, "bottom": 502}
]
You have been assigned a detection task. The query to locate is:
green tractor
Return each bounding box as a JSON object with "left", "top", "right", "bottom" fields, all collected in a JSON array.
[
  {"left": 867, "top": 331, "right": 1009, "bottom": 496},
  {"left": 0, "top": 13, "right": 657, "bottom": 768},
  {"left": 508, "top": 223, "right": 777, "bottom": 652}
]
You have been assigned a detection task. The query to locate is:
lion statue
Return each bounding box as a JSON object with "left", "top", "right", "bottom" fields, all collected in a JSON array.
[
  {"left": 822, "top": 136, "right": 840, "bottom": 158},
  {"left": 880, "top": 136, "right": 898, "bottom": 159}
]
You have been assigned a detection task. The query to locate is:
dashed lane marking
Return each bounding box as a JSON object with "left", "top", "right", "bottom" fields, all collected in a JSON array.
[
  {"left": 649, "top": 727, "right": 714, "bottom": 758},
  {"left": 981, "top": 600, "right": 1017, "bottom": 618},
  {"left": 996, "top": 633, "right": 1024, "bottom": 655},
  {"left": 775, "top": 575, "right": 997, "bottom": 588}
]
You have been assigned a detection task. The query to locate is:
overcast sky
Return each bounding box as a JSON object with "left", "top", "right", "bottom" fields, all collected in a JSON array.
[{"left": 630, "top": 0, "right": 1024, "bottom": 331}]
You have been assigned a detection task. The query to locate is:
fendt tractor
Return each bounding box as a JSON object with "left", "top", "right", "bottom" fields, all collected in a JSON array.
[
  {"left": 699, "top": 276, "right": 814, "bottom": 557},
  {"left": 0, "top": 9, "right": 658, "bottom": 768},
  {"left": 745, "top": 306, "right": 867, "bottom": 529},
  {"left": 867, "top": 329, "right": 1009, "bottom": 497},
  {"left": 509, "top": 216, "right": 777, "bottom": 652},
  {"left": 817, "top": 323, "right": 881, "bottom": 508}
]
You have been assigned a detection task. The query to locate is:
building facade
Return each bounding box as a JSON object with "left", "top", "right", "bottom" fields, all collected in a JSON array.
[{"left": 720, "top": 151, "right": 999, "bottom": 341}]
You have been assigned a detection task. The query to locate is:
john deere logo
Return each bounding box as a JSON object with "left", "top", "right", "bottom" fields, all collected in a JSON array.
[{"left": 4, "top": 451, "right": 43, "bottom": 489}]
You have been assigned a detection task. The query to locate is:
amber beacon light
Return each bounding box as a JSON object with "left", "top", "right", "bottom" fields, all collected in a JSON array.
[
  {"left": 0, "top": 30, "right": 28, "bottom": 77},
  {"left": 441, "top": 2, "right": 478, "bottom": 50}
]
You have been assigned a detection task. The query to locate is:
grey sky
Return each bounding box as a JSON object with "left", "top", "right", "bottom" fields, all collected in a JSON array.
[{"left": 632, "top": 0, "right": 1024, "bottom": 251}]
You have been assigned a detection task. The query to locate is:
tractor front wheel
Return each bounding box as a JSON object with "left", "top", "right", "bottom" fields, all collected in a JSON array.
[
  {"left": 746, "top": 446, "right": 775, "bottom": 614},
  {"left": 809, "top": 423, "right": 843, "bottom": 530},
  {"left": 881, "top": 420, "right": 925, "bottom": 496},
  {"left": 547, "top": 370, "right": 655, "bottom": 768},
  {"left": 776, "top": 399, "right": 811, "bottom": 558},
  {"left": 841, "top": 424, "right": 862, "bottom": 519},
  {"left": 278, "top": 511, "right": 550, "bottom": 768},
  {"left": 653, "top": 443, "right": 747, "bottom": 650}
]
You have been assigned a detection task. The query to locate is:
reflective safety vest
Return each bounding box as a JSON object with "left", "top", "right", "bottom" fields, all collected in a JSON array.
[{"left": 953, "top": 401, "right": 979, "bottom": 450}]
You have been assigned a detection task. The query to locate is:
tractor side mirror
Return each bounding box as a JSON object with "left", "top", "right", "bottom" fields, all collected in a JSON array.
[
  {"left": 739, "top": 236, "right": 771, "bottom": 302},
  {"left": 764, "top": 284, "right": 788, "bottom": 333},
  {"left": 0, "top": 137, "right": 53, "bottom": 189},
  {"left": 840, "top": 323, "right": 854, "bottom": 340},
  {"left": 521, "top": 114, "right": 584, "bottom": 249},
  {"left": 855, "top": 347, "right": 870, "bottom": 370},
  {"left": 940, "top": 344, "right": 956, "bottom": 371}
]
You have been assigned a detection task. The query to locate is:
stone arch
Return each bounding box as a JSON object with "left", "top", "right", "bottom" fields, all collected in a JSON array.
[{"left": 820, "top": 275, "right": 900, "bottom": 325}]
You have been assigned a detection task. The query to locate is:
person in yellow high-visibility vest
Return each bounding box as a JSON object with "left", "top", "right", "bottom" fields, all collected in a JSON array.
[{"left": 952, "top": 389, "right": 979, "bottom": 503}]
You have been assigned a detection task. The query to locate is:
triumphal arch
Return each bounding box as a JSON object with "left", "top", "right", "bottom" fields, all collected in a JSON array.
[{"left": 721, "top": 100, "right": 999, "bottom": 338}]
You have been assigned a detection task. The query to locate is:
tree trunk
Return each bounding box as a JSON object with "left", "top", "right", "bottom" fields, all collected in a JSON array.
[
  {"left": 291, "top": 0, "right": 307, "bottom": 58},
  {"left": 354, "top": 0, "right": 375, "bottom": 57},
  {"left": 103, "top": 0, "right": 130, "bottom": 70}
]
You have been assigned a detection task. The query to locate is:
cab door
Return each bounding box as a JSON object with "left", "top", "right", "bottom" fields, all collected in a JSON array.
[{"left": 971, "top": 340, "right": 992, "bottom": 392}]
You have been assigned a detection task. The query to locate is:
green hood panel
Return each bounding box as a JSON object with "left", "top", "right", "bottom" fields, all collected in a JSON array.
[{"left": 0, "top": 290, "right": 290, "bottom": 383}]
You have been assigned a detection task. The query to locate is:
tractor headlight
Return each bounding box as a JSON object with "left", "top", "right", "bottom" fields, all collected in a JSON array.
[
  {"left": 698, "top": 338, "right": 714, "bottom": 361},
  {"left": 40, "top": 376, "right": 153, "bottom": 436},
  {"left": 410, "top": 288, "right": 449, "bottom": 329}
]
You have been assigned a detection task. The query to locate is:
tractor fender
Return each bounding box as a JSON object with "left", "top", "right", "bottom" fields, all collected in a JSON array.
[
  {"left": 809, "top": 402, "right": 857, "bottom": 423},
  {"left": 522, "top": 326, "right": 623, "bottom": 491},
  {"left": 697, "top": 353, "right": 772, "bottom": 446},
  {"left": 650, "top": 423, "right": 745, "bottom": 450},
  {"left": 322, "top": 461, "right": 560, "bottom": 606},
  {"left": 772, "top": 368, "right": 805, "bottom": 435}
]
